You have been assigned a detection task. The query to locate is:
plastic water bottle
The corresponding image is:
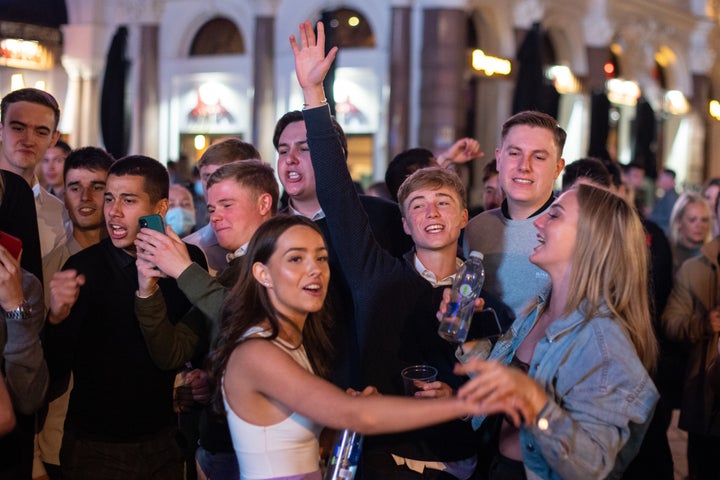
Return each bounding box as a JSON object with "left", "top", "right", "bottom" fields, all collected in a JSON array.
[
  {"left": 438, "top": 251, "right": 485, "bottom": 343},
  {"left": 324, "top": 429, "right": 363, "bottom": 479}
]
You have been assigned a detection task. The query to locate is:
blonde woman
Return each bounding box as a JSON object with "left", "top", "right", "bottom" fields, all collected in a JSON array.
[
  {"left": 662, "top": 191, "right": 720, "bottom": 480},
  {"left": 669, "top": 192, "right": 712, "bottom": 271},
  {"left": 455, "top": 184, "right": 658, "bottom": 479}
]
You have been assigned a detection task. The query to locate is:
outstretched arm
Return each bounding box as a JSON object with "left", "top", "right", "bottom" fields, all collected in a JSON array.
[{"left": 224, "top": 339, "right": 481, "bottom": 435}]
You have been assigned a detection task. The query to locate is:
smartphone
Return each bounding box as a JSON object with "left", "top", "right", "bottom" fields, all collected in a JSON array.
[
  {"left": 138, "top": 214, "right": 166, "bottom": 234},
  {"left": 0, "top": 231, "right": 22, "bottom": 260}
]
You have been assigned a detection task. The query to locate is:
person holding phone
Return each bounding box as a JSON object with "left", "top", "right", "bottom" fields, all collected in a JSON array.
[
  {"left": 134, "top": 160, "right": 279, "bottom": 480},
  {"left": 43, "top": 155, "right": 207, "bottom": 479}
]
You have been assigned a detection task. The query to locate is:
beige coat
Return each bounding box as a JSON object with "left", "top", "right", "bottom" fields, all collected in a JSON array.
[{"left": 662, "top": 238, "right": 720, "bottom": 434}]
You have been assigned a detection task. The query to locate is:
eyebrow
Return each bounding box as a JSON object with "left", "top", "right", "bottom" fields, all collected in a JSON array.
[
  {"left": 209, "top": 196, "right": 237, "bottom": 205},
  {"left": 283, "top": 246, "right": 327, "bottom": 255},
  {"left": 506, "top": 144, "right": 551, "bottom": 156},
  {"left": 67, "top": 180, "right": 106, "bottom": 188},
  {"left": 9, "top": 120, "right": 52, "bottom": 133},
  {"left": 278, "top": 139, "right": 308, "bottom": 148},
  {"left": 408, "top": 191, "right": 455, "bottom": 204},
  {"left": 104, "top": 192, "right": 140, "bottom": 199}
]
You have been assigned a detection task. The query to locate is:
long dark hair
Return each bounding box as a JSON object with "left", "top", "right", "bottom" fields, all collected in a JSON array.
[{"left": 209, "top": 214, "right": 334, "bottom": 411}]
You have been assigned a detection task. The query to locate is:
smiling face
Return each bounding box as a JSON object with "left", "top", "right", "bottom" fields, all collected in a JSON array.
[
  {"left": 401, "top": 186, "right": 468, "bottom": 254},
  {"left": 207, "top": 179, "right": 271, "bottom": 252},
  {"left": 496, "top": 125, "right": 564, "bottom": 219},
  {"left": 530, "top": 189, "right": 579, "bottom": 280},
  {"left": 253, "top": 225, "right": 329, "bottom": 325},
  {"left": 64, "top": 168, "right": 108, "bottom": 232},
  {"left": 103, "top": 174, "right": 167, "bottom": 253},
  {"left": 276, "top": 121, "right": 317, "bottom": 204},
  {"left": 0, "top": 101, "right": 60, "bottom": 182},
  {"left": 678, "top": 201, "right": 711, "bottom": 248}
]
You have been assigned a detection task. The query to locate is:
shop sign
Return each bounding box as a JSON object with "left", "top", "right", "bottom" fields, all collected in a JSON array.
[{"left": 0, "top": 38, "right": 54, "bottom": 70}]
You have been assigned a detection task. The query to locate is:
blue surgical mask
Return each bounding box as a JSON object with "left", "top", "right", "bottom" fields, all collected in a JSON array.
[
  {"left": 193, "top": 180, "right": 204, "bottom": 197},
  {"left": 165, "top": 207, "right": 196, "bottom": 236}
]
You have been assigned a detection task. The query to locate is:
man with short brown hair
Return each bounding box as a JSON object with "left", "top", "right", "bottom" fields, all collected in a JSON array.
[{"left": 0, "top": 88, "right": 70, "bottom": 257}]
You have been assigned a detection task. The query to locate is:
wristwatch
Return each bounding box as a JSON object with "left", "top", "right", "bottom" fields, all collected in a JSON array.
[{"left": 5, "top": 300, "right": 31, "bottom": 321}]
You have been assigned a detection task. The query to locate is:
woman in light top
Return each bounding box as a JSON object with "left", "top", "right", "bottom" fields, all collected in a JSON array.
[
  {"left": 211, "top": 214, "right": 482, "bottom": 480},
  {"left": 454, "top": 184, "right": 659, "bottom": 479}
]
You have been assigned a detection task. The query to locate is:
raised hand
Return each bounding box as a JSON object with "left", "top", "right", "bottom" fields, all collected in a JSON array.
[
  {"left": 437, "top": 138, "right": 484, "bottom": 167},
  {"left": 289, "top": 20, "right": 338, "bottom": 107}
]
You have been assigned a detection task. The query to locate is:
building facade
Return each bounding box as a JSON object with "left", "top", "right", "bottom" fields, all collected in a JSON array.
[{"left": 1, "top": 0, "right": 719, "bottom": 207}]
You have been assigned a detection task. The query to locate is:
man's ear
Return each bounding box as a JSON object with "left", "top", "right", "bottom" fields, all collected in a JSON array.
[
  {"left": 257, "top": 193, "right": 273, "bottom": 216},
  {"left": 50, "top": 130, "right": 60, "bottom": 147},
  {"left": 460, "top": 208, "right": 468, "bottom": 228},
  {"left": 155, "top": 198, "right": 169, "bottom": 217},
  {"left": 401, "top": 216, "right": 411, "bottom": 236}
]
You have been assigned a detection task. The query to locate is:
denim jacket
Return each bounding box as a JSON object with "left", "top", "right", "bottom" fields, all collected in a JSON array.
[{"left": 459, "top": 296, "right": 658, "bottom": 479}]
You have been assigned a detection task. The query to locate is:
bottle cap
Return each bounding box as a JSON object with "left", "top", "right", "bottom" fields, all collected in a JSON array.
[{"left": 469, "top": 251, "right": 484, "bottom": 260}]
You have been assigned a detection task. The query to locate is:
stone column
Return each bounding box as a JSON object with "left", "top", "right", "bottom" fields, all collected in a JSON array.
[
  {"left": 60, "top": 23, "right": 112, "bottom": 148},
  {"left": 583, "top": 11, "right": 614, "bottom": 162},
  {"left": 688, "top": 18, "right": 717, "bottom": 182},
  {"left": 387, "top": 5, "right": 411, "bottom": 163},
  {"left": 418, "top": 8, "right": 468, "bottom": 152},
  {"left": 132, "top": 24, "right": 159, "bottom": 159},
  {"left": 252, "top": 16, "right": 275, "bottom": 163}
]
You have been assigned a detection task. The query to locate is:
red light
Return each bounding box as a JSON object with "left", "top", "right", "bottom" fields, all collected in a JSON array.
[{"left": 604, "top": 62, "right": 615, "bottom": 76}]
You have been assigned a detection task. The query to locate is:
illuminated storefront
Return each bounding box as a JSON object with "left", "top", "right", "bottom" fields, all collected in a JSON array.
[{"left": 0, "top": 23, "right": 66, "bottom": 111}]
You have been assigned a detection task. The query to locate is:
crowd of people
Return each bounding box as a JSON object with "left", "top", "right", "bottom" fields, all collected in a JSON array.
[{"left": 0, "top": 19, "right": 719, "bottom": 480}]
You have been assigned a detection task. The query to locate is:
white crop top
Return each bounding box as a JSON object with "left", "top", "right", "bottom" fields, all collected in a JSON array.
[{"left": 223, "top": 327, "right": 324, "bottom": 480}]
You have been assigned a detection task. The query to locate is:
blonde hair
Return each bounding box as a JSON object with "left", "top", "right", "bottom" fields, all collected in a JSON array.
[
  {"left": 566, "top": 184, "right": 657, "bottom": 371},
  {"left": 397, "top": 167, "right": 467, "bottom": 216},
  {"left": 668, "top": 192, "right": 712, "bottom": 254}
]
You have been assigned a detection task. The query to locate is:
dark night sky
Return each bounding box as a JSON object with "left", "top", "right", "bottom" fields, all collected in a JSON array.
[{"left": 0, "top": 0, "right": 68, "bottom": 28}]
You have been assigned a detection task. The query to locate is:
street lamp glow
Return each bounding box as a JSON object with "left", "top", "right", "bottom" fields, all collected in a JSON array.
[{"left": 471, "top": 49, "right": 511, "bottom": 76}]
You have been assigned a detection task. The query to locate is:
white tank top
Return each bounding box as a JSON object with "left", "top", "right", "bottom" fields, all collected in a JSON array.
[{"left": 223, "top": 327, "right": 323, "bottom": 479}]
